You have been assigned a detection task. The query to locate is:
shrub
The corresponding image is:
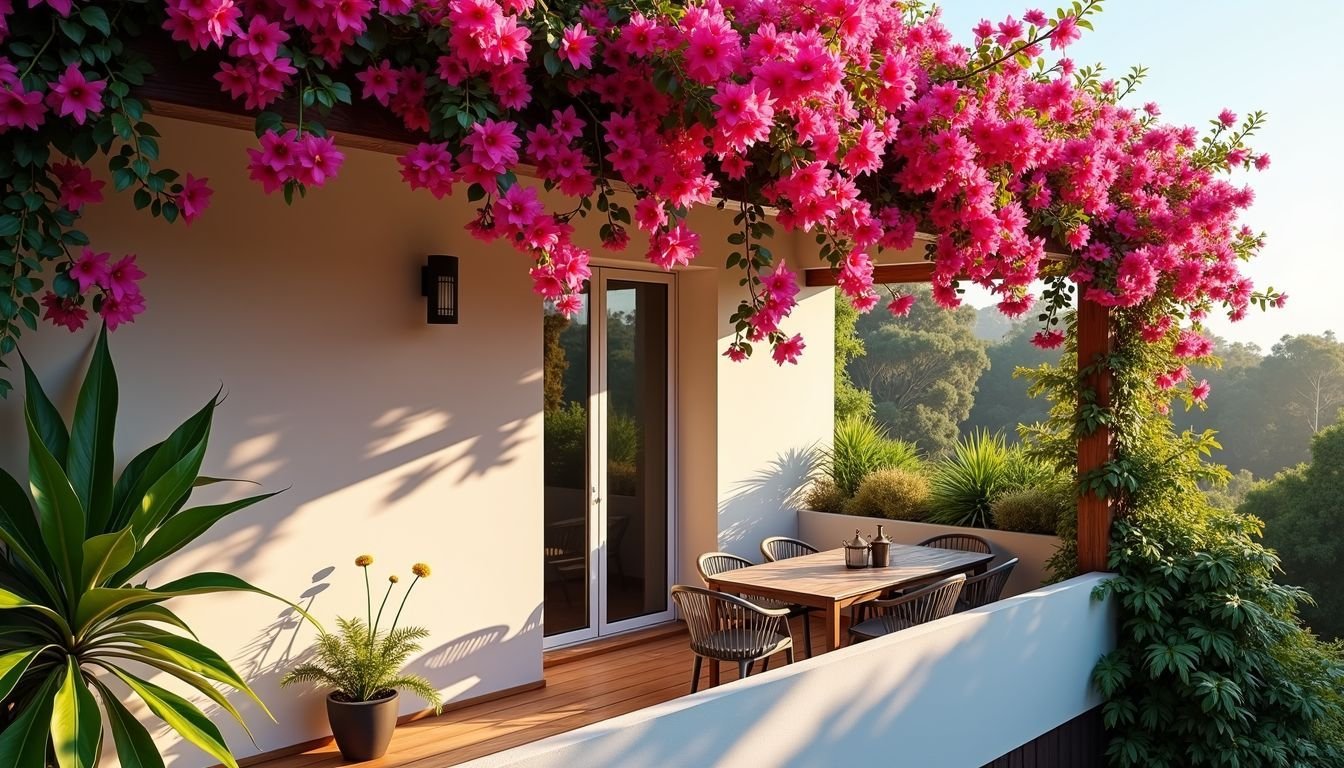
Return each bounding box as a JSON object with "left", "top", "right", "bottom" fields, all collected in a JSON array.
[
  {"left": 803, "top": 479, "right": 848, "bottom": 515},
  {"left": 819, "top": 417, "right": 922, "bottom": 498},
  {"left": 990, "top": 486, "right": 1070, "bottom": 535},
  {"left": 1000, "top": 447, "right": 1059, "bottom": 492},
  {"left": 926, "top": 430, "right": 1011, "bottom": 528},
  {"left": 846, "top": 468, "right": 930, "bottom": 520}
]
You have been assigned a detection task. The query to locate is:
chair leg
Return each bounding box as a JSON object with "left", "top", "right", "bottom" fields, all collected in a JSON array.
[
  {"left": 785, "top": 645, "right": 795, "bottom": 664},
  {"left": 738, "top": 660, "right": 750, "bottom": 679},
  {"left": 690, "top": 655, "right": 703, "bottom": 694},
  {"left": 761, "top": 656, "right": 770, "bottom": 673},
  {"left": 802, "top": 613, "right": 812, "bottom": 658}
]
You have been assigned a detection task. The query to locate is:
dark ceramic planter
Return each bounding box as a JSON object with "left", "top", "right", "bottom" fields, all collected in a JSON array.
[{"left": 326, "top": 690, "right": 399, "bottom": 762}]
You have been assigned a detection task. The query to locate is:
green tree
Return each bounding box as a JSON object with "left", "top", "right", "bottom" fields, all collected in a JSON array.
[
  {"left": 1240, "top": 420, "right": 1344, "bottom": 640},
  {"left": 964, "top": 307, "right": 1059, "bottom": 441},
  {"left": 833, "top": 292, "right": 874, "bottom": 422},
  {"left": 848, "top": 287, "right": 988, "bottom": 456}
]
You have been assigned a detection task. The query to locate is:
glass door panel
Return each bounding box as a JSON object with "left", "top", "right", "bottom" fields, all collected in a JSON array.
[
  {"left": 602, "top": 280, "right": 669, "bottom": 626},
  {"left": 542, "top": 290, "right": 592, "bottom": 639}
]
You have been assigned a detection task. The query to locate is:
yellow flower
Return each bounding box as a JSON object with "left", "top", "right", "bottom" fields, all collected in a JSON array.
[
  {"left": 388, "top": 574, "right": 400, "bottom": 584},
  {"left": 355, "top": 555, "right": 374, "bottom": 567},
  {"left": 411, "top": 563, "right": 431, "bottom": 578}
]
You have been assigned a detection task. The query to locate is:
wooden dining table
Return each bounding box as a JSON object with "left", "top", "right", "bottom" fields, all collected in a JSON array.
[{"left": 702, "top": 543, "right": 994, "bottom": 676}]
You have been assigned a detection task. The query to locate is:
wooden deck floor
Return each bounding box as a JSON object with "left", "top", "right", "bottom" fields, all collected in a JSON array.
[{"left": 252, "top": 614, "right": 833, "bottom": 767}]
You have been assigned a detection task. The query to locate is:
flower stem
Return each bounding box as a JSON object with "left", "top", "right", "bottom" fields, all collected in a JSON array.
[
  {"left": 389, "top": 576, "right": 420, "bottom": 636},
  {"left": 363, "top": 566, "right": 372, "bottom": 641},
  {"left": 373, "top": 581, "right": 394, "bottom": 636}
]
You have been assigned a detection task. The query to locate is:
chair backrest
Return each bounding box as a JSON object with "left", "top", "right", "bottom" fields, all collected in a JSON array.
[
  {"left": 870, "top": 574, "right": 966, "bottom": 629},
  {"left": 917, "top": 533, "right": 994, "bottom": 556},
  {"left": 760, "top": 536, "right": 819, "bottom": 563},
  {"left": 671, "top": 585, "right": 788, "bottom": 649},
  {"left": 960, "top": 558, "right": 1018, "bottom": 610},
  {"left": 696, "top": 552, "right": 753, "bottom": 583}
]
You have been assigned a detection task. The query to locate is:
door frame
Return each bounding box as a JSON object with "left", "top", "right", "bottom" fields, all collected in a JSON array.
[{"left": 543, "top": 267, "right": 678, "bottom": 649}]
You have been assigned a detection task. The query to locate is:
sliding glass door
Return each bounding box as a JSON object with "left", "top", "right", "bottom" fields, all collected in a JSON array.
[{"left": 543, "top": 269, "right": 674, "bottom": 646}]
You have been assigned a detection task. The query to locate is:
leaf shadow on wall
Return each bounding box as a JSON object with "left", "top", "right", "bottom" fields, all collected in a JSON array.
[{"left": 717, "top": 446, "right": 818, "bottom": 560}]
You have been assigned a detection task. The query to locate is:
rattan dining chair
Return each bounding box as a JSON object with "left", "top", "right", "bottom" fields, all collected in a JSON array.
[
  {"left": 760, "top": 536, "right": 819, "bottom": 562},
  {"left": 696, "top": 552, "right": 813, "bottom": 657},
  {"left": 671, "top": 585, "right": 795, "bottom": 693},
  {"left": 917, "top": 533, "right": 994, "bottom": 556},
  {"left": 957, "top": 557, "right": 1018, "bottom": 612},
  {"left": 848, "top": 574, "right": 966, "bottom": 644}
]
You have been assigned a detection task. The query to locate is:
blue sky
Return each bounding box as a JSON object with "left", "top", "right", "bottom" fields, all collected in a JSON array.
[{"left": 940, "top": 1, "right": 1344, "bottom": 350}]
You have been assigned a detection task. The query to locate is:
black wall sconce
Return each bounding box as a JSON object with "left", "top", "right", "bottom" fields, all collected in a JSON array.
[{"left": 421, "top": 255, "right": 459, "bottom": 324}]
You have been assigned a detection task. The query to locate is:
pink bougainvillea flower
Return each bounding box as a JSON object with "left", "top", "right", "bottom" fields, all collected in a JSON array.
[
  {"left": 723, "top": 343, "right": 747, "bottom": 362},
  {"left": 294, "top": 134, "right": 344, "bottom": 187},
  {"left": 0, "top": 86, "right": 46, "bottom": 130},
  {"left": 648, "top": 222, "right": 698, "bottom": 269},
  {"left": 771, "top": 334, "right": 806, "bottom": 366},
  {"left": 462, "top": 118, "right": 520, "bottom": 174},
  {"left": 102, "top": 255, "right": 145, "bottom": 301},
  {"left": 41, "top": 292, "right": 87, "bottom": 331},
  {"left": 1050, "top": 16, "right": 1081, "bottom": 49},
  {"left": 46, "top": 64, "right": 106, "bottom": 124},
  {"left": 557, "top": 25, "right": 596, "bottom": 70},
  {"left": 69, "top": 249, "right": 111, "bottom": 292},
  {"left": 494, "top": 184, "right": 544, "bottom": 230},
  {"left": 887, "top": 293, "right": 916, "bottom": 317},
  {"left": 356, "top": 61, "right": 399, "bottom": 106},
  {"left": 1032, "top": 330, "right": 1066, "bottom": 349},
  {"left": 99, "top": 290, "right": 146, "bottom": 331},
  {"left": 1191, "top": 379, "right": 1211, "bottom": 403},
  {"left": 51, "top": 161, "right": 104, "bottom": 210},
  {"left": 1217, "top": 109, "right": 1237, "bottom": 128},
  {"left": 379, "top": 0, "right": 413, "bottom": 13},
  {"left": 178, "top": 174, "right": 213, "bottom": 223},
  {"left": 28, "top": 0, "right": 72, "bottom": 16}
]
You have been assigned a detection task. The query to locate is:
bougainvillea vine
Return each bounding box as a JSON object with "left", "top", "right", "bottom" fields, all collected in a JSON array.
[{"left": 0, "top": 0, "right": 1281, "bottom": 399}]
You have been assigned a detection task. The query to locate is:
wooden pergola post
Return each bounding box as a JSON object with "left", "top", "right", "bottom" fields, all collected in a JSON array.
[{"left": 1075, "top": 298, "right": 1113, "bottom": 573}]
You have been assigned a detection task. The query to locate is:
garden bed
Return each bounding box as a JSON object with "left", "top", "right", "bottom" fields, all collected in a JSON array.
[{"left": 797, "top": 509, "right": 1061, "bottom": 598}]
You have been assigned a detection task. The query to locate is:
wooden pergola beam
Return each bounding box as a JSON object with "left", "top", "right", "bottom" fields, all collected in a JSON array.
[
  {"left": 803, "top": 262, "right": 939, "bottom": 286},
  {"left": 1074, "top": 299, "right": 1113, "bottom": 573}
]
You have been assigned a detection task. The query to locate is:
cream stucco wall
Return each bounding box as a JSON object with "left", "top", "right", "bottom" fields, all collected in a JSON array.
[{"left": 0, "top": 117, "right": 834, "bottom": 766}]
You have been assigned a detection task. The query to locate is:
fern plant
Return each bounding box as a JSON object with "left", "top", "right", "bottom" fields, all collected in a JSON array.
[{"left": 282, "top": 559, "right": 441, "bottom": 712}]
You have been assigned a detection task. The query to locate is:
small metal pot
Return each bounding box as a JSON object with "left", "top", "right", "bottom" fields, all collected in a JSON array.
[
  {"left": 870, "top": 524, "right": 892, "bottom": 568},
  {"left": 843, "top": 530, "right": 870, "bottom": 569}
]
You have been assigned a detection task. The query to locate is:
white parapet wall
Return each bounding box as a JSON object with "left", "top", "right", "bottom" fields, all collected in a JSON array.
[
  {"left": 463, "top": 572, "right": 1115, "bottom": 768},
  {"left": 799, "top": 509, "right": 1062, "bottom": 598}
]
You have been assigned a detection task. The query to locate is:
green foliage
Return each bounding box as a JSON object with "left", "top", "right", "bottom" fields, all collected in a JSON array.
[
  {"left": 991, "top": 485, "right": 1070, "bottom": 535},
  {"left": 1202, "top": 468, "right": 1257, "bottom": 512},
  {"left": 1242, "top": 421, "right": 1344, "bottom": 640},
  {"left": 543, "top": 402, "right": 640, "bottom": 493},
  {"left": 0, "top": 326, "right": 301, "bottom": 768},
  {"left": 281, "top": 618, "right": 441, "bottom": 713},
  {"left": 818, "top": 417, "right": 922, "bottom": 498},
  {"left": 846, "top": 468, "right": 930, "bottom": 521},
  {"left": 1021, "top": 309, "right": 1344, "bottom": 766},
  {"left": 848, "top": 286, "right": 989, "bottom": 456},
  {"left": 926, "top": 430, "right": 1012, "bottom": 528},
  {"left": 833, "top": 292, "right": 873, "bottom": 422},
  {"left": 802, "top": 479, "right": 848, "bottom": 515}
]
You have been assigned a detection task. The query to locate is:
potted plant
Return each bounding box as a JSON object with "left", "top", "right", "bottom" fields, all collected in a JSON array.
[{"left": 282, "top": 556, "right": 442, "bottom": 761}]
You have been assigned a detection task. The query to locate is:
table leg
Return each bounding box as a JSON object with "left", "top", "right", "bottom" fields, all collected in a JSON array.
[{"left": 825, "top": 603, "right": 842, "bottom": 652}]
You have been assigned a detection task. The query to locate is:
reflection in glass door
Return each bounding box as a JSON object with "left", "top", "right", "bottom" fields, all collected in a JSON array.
[{"left": 543, "top": 270, "right": 673, "bottom": 645}]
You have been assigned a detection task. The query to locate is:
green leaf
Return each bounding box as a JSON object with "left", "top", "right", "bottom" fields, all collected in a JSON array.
[
  {"left": 26, "top": 407, "right": 85, "bottom": 592},
  {"left": 114, "top": 604, "right": 198, "bottom": 638},
  {"left": 0, "top": 585, "right": 72, "bottom": 634},
  {"left": 51, "top": 657, "right": 102, "bottom": 768},
  {"left": 79, "top": 6, "right": 111, "bottom": 35},
  {"left": 0, "top": 646, "right": 50, "bottom": 701},
  {"left": 21, "top": 354, "right": 70, "bottom": 463},
  {"left": 129, "top": 428, "right": 210, "bottom": 540},
  {"left": 0, "top": 468, "right": 60, "bottom": 600},
  {"left": 0, "top": 214, "right": 19, "bottom": 237},
  {"left": 111, "top": 394, "right": 216, "bottom": 532},
  {"left": 76, "top": 572, "right": 315, "bottom": 634},
  {"left": 117, "top": 491, "right": 281, "bottom": 582},
  {"left": 107, "top": 666, "right": 240, "bottom": 768},
  {"left": 68, "top": 326, "right": 119, "bottom": 532},
  {"left": 0, "top": 669, "right": 60, "bottom": 767},
  {"left": 93, "top": 680, "right": 166, "bottom": 768},
  {"left": 81, "top": 528, "right": 136, "bottom": 590}
]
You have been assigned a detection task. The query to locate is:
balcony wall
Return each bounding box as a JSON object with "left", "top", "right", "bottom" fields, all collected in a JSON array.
[{"left": 460, "top": 572, "right": 1115, "bottom": 768}]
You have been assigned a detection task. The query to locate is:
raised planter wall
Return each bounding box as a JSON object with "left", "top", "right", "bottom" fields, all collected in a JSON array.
[{"left": 798, "top": 509, "right": 1062, "bottom": 597}]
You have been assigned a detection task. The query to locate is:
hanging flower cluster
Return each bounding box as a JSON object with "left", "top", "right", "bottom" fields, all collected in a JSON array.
[{"left": 0, "top": 0, "right": 1280, "bottom": 400}]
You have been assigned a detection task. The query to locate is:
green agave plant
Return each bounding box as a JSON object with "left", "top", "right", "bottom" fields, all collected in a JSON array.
[
  {"left": 926, "top": 430, "right": 1012, "bottom": 528},
  {"left": 0, "top": 326, "right": 305, "bottom": 767}
]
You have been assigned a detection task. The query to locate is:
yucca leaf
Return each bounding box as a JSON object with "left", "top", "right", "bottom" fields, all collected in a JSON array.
[
  {"left": 81, "top": 528, "right": 136, "bottom": 591},
  {"left": 115, "top": 631, "right": 273, "bottom": 720},
  {"left": 0, "top": 469, "right": 61, "bottom": 603},
  {"left": 76, "top": 573, "right": 316, "bottom": 636},
  {"left": 0, "top": 668, "right": 60, "bottom": 766},
  {"left": 67, "top": 327, "right": 119, "bottom": 534},
  {"left": 0, "top": 646, "right": 50, "bottom": 701},
  {"left": 51, "top": 657, "right": 102, "bottom": 768},
  {"left": 0, "top": 585, "right": 73, "bottom": 638},
  {"left": 92, "top": 679, "right": 166, "bottom": 768},
  {"left": 129, "top": 423, "right": 211, "bottom": 541},
  {"left": 99, "top": 651, "right": 255, "bottom": 738},
  {"left": 113, "top": 604, "right": 198, "bottom": 639},
  {"left": 26, "top": 408, "right": 86, "bottom": 594},
  {"left": 107, "top": 665, "right": 240, "bottom": 768},
  {"left": 115, "top": 491, "right": 281, "bottom": 584},
  {"left": 110, "top": 395, "right": 216, "bottom": 533},
  {"left": 20, "top": 353, "right": 69, "bottom": 467}
]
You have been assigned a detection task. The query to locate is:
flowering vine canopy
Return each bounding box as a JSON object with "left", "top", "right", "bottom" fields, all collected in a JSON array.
[{"left": 0, "top": 0, "right": 1281, "bottom": 397}]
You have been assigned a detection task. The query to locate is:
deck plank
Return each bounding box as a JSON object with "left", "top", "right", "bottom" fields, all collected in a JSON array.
[{"left": 251, "top": 615, "right": 831, "bottom": 768}]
